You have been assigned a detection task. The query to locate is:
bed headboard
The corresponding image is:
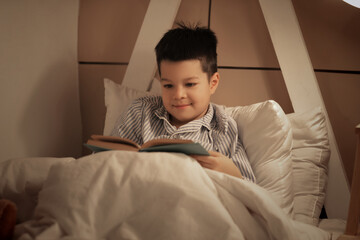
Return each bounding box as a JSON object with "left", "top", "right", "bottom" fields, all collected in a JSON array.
[{"left": 77, "top": 0, "right": 359, "bottom": 220}]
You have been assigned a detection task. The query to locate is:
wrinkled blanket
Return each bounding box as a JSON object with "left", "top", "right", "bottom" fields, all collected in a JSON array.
[{"left": 13, "top": 151, "right": 330, "bottom": 240}]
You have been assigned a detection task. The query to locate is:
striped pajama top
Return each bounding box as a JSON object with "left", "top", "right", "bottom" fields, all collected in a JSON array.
[{"left": 111, "top": 95, "right": 256, "bottom": 182}]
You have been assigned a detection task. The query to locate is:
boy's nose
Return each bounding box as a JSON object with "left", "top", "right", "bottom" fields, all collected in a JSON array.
[{"left": 174, "top": 87, "right": 186, "bottom": 99}]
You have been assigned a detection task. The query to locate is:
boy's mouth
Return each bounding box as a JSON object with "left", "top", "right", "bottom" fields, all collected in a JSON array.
[{"left": 173, "top": 103, "right": 191, "bottom": 109}]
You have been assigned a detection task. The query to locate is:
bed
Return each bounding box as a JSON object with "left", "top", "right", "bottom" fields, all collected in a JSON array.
[{"left": 0, "top": 78, "right": 351, "bottom": 239}]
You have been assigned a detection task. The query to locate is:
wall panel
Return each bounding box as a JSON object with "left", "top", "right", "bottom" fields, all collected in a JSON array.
[
  {"left": 212, "top": 69, "right": 293, "bottom": 113},
  {"left": 293, "top": 0, "right": 360, "bottom": 71},
  {"left": 79, "top": 64, "right": 127, "bottom": 143},
  {"left": 78, "top": 0, "right": 150, "bottom": 62},
  {"left": 175, "top": 0, "right": 209, "bottom": 27},
  {"left": 317, "top": 72, "right": 360, "bottom": 183},
  {"left": 211, "top": 0, "right": 279, "bottom": 68}
]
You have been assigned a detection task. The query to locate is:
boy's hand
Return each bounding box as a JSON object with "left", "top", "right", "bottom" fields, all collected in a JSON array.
[{"left": 191, "top": 151, "right": 243, "bottom": 179}]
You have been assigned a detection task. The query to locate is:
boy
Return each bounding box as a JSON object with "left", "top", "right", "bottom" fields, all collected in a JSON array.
[{"left": 111, "top": 24, "right": 255, "bottom": 182}]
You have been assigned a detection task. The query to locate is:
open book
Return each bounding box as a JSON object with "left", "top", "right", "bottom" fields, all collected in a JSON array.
[{"left": 84, "top": 135, "right": 210, "bottom": 156}]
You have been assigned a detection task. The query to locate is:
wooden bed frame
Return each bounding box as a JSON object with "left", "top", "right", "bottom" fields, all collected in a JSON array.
[
  {"left": 76, "top": 0, "right": 359, "bottom": 237},
  {"left": 121, "top": 0, "right": 359, "bottom": 237},
  {"left": 123, "top": 0, "right": 352, "bottom": 219},
  {"left": 339, "top": 124, "right": 360, "bottom": 239}
]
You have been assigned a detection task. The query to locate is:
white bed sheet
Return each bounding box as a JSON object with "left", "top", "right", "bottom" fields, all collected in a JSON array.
[{"left": 12, "top": 151, "right": 330, "bottom": 240}]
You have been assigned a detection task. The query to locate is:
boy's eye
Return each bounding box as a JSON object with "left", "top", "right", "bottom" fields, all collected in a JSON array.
[
  {"left": 185, "top": 83, "right": 197, "bottom": 87},
  {"left": 163, "top": 84, "right": 173, "bottom": 89}
]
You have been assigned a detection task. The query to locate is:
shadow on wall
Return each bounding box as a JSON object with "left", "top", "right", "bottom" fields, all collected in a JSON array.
[{"left": 19, "top": 61, "right": 82, "bottom": 158}]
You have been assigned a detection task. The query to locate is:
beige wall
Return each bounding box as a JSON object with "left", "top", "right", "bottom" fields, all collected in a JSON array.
[
  {"left": 0, "top": 1, "right": 82, "bottom": 161},
  {"left": 78, "top": 0, "right": 360, "bottom": 183}
]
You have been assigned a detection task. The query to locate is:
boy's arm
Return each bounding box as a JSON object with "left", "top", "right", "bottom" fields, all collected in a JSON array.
[
  {"left": 192, "top": 151, "right": 243, "bottom": 179},
  {"left": 193, "top": 140, "right": 256, "bottom": 182}
]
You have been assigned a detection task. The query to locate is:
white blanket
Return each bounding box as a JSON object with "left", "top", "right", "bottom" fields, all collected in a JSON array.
[{"left": 13, "top": 151, "right": 330, "bottom": 240}]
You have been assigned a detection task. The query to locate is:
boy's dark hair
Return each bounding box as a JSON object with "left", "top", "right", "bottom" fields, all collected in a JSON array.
[{"left": 155, "top": 23, "right": 218, "bottom": 79}]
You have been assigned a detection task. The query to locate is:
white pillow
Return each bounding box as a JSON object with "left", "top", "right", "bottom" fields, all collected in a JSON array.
[
  {"left": 287, "top": 107, "right": 330, "bottom": 226},
  {"left": 225, "top": 101, "right": 294, "bottom": 216},
  {"left": 103, "top": 78, "right": 156, "bottom": 136},
  {"left": 148, "top": 76, "right": 162, "bottom": 94}
]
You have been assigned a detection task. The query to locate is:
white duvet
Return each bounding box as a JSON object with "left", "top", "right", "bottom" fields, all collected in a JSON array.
[{"left": 12, "top": 151, "right": 330, "bottom": 240}]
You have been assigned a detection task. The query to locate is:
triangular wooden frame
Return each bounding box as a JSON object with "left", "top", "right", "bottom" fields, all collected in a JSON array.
[{"left": 123, "top": 0, "right": 350, "bottom": 219}]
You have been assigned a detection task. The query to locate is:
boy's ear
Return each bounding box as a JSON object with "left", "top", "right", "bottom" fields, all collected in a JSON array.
[{"left": 209, "top": 72, "right": 220, "bottom": 94}]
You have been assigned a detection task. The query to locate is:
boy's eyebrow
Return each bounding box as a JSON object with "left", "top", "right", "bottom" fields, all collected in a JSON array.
[
  {"left": 160, "top": 76, "right": 199, "bottom": 82},
  {"left": 160, "top": 78, "right": 171, "bottom": 82}
]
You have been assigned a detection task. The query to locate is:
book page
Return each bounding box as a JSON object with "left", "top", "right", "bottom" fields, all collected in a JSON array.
[
  {"left": 86, "top": 139, "right": 139, "bottom": 152},
  {"left": 141, "top": 138, "right": 193, "bottom": 149},
  {"left": 90, "top": 135, "right": 140, "bottom": 148}
]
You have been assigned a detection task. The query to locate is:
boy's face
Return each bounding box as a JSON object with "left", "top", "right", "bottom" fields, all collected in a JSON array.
[{"left": 159, "top": 59, "right": 219, "bottom": 128}]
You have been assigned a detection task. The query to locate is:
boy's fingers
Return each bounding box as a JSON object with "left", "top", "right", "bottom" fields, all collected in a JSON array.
[
  {"left": 191, "top": 155, "right": 212, "bottom": 162},
  {"left": 197, "top": 160, "right": 212, "bottom": 168},
  {"left": 191, "top": 155, "right": 216, "bottom": 167},
  {"left": 191, "top": 151, "right": 220, "bottom": 160}
]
